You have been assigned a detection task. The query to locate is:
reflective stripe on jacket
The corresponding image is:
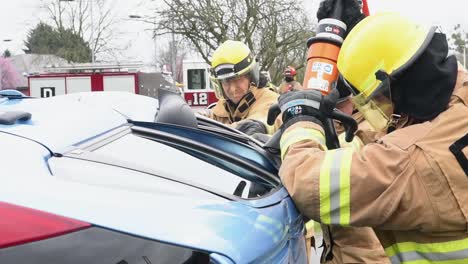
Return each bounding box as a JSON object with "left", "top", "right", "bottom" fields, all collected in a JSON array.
[{"left": 383, "top": 236, "right": 468, "bottom": 264}]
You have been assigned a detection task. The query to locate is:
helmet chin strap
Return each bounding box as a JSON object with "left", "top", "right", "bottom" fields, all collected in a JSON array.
[
  {"left": 386, "top": 113, "right": 401, "bottom": 133},
  {"left": 226, "top": 82, "right": 255, "bottom": 104},
  {"left": 251, "top": 80, "right": 261, "bottom": 89},
  {"left": 225, "top": 90, "right": 257, "bottom": 122}
]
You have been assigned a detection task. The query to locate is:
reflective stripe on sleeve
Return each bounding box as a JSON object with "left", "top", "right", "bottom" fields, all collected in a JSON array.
[
  {"left": 319, "top": 148, "right": 353, "bottom": 225},
  {"left": 280, "top": 128, "right": 327, "bottom": 160},
  {"left": 385, "top": 238, "right": 468, "bottom": 264}
]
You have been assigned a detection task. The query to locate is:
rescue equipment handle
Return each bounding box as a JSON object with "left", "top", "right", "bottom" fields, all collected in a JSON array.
[{"left": 266, "top": 99, "right": 357, "bottom": 150}]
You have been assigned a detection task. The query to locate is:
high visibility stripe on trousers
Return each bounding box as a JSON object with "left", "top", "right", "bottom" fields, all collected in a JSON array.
[
  {"left": 385, "top": 237, "right": 468, "bottom": 264},
  {"left": 319, "top": 148, "right": 353, "bottom": 225}
]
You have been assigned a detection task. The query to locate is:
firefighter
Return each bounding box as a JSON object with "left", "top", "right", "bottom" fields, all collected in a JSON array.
[
  {"left": 278, "top": 66, "right": 303, "bottom": 94},
  {"left": 204, "top": 40, "right": 279, "bottom": 135},
  {"left": 301, "top": 81, "right": 390, "bottom": 264},
  {"left": 276, "top": 11, "right": 467, "bottom": 264},
  {"left": 316, "top": 88, "right": 390, "bottom": 264},
  {"left": 302, "top": 1, "right": 390, "bottom": 262}
]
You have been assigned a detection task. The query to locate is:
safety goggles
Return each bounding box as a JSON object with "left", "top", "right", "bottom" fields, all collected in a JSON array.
[{"left": 344, "top": 71, "right": 396, "bottom": 131}]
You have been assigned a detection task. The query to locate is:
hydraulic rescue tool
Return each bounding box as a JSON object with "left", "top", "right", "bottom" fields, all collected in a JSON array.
[{"left": 265, "top": 0, "right": 358, "bottom": 150}]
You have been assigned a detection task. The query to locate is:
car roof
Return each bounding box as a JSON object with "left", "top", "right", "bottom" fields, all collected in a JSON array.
[{"left": 0, "top": 92, "right": 158, "bottom": 152}]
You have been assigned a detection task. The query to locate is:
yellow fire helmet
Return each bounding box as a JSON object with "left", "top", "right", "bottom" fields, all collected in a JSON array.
[
  {"left": 210, "top": 40, "right": 259, "bottom": 99},
  {"left": 337, "top": 12, "right": 435, "bottom": 131}
]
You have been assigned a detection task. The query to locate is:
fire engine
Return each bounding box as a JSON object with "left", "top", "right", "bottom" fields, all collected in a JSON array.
[
  {"left": 27, "top": 63, "right": 142, "bottom": 98},
  {"left": 26, "top": 61, "right": 219, "bottom": 110},
  {"left": 181, "top": 60, "right": 218, "bottom": 109}
]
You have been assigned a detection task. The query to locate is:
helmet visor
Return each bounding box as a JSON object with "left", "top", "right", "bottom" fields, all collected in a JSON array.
[
  {"left": 211, "top": 64, "right": 240, "bottom": 100},
  {"left": 213, "top": 64, "right": 238, "bottom": 81},
  {"left": 211, "top": 74, "right": 250, "bottom": 100},
  {"left": 211, "top": 78, "right": 225, "bottom": 100},
  {"left": 348, "top": 73, "right": 394, "bottom": 131}
]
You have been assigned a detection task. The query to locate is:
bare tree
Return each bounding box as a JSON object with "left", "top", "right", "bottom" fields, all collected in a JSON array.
[
  {"left": 146, "top": 0, "right": 314, "bottom": 83},
  {"left": 449, "top": 24, "right": 467, "bottom": 68},
  {"left": 42, "top": 0, "right": 122, "bottom": 61}
]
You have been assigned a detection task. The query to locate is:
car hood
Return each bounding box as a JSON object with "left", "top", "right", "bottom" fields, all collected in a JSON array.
[{"left": 0, "top": 172, "right": 294, "bottom": 263}]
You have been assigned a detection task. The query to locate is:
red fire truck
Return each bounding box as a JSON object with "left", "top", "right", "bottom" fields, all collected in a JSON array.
[
  {"left": 27, "top": 61, "right": 220, "bottom": 110},
  {"left": 182, "top": 60, "right": 218, "bottom": 109},
  {"left": 27, "top": 63, "right": 141, "bottom": 98}
]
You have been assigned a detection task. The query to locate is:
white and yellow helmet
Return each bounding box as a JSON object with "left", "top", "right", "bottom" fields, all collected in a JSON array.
[{"left": 211, "top": 40, "right": 259, "bottom": 99}]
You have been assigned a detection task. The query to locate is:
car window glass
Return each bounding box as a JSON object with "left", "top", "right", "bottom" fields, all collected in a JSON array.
[
  {"left": 91, "top": 134, "right": 273, "bottom": 198},
  {"left": 49, "top": 157, "right": 224, "bottom": 201},
  {"left": 187, "top": 69, "right": 206, "bottom": 90}
]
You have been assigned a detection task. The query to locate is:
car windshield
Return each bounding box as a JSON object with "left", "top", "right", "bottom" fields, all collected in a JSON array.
[{"left": 89, "top": 132, "right": 276, "bottom": 199}]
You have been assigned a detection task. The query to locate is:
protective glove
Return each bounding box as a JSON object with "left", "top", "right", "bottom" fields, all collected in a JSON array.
[
  {"left": 266, "top": 89, "right": 354, "bottom": 151},
  {"left": 278, "top": 89, "right": 341, "bottom": 130},
  {"left": 272, "top": 89, "right": 337, "bottom": 156},
  {"left": 317, "top": 0, "right": 366, "bottom": 35},
  {"left": 235, "top": 119, "right": 267, "bottom": 135}
]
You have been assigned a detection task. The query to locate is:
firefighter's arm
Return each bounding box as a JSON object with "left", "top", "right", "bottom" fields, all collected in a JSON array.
[
  {"left": 279, "top": 121, "right": 429, "bottom": 229},
  {"left": 338, "top": 131, "right": 364, "bottom": 150},
  {"left": 196, "top": 107, "right": 215, "bottom": 119},
  {"left": 338, "top": 127, "right": 382, "bottom": 149}
]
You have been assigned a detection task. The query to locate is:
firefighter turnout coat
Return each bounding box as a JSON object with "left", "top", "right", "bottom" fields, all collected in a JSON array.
[
  {"left": 279, "top": 67, "right": 468, "bottom": 263},
  {"left": 317, "top": 110, "right": 391, "bottom": 264},
  {"left": 204, "top": 86, "right": 279, "bottom": 134}
]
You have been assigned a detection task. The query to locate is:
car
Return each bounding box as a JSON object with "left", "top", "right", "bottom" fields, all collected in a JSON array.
[{"left": 0, "top": 89, "right": 308, "bottom": 264}]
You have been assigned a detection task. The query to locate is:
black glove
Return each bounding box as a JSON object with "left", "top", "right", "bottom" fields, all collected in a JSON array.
[
  {"left": 317, "top": 0, "right": 366, "bottom": 34},
  {"left": 336, "top": 74, "right": 352, "bottom": 99},
  {"left": 278, "top": 89, "right": 340, "bottom": 130},
  {"left": 267, "top": 88, "right": 353, "bottom": 150},
  {"left": 235, "top": 119, "right": 267, "bottom": 135}
]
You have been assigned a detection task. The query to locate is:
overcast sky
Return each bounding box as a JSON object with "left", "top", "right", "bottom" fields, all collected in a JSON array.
[{"left": 0, "top": 0, "right": 466, "bottom": 64}]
